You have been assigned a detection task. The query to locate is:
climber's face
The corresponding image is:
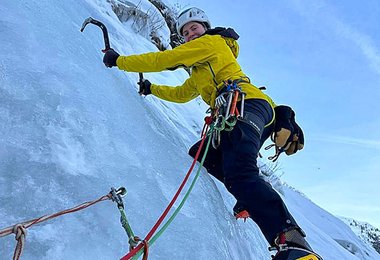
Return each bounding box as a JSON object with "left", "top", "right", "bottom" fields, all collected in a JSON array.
[{"left": 182, "top": 22, "right": 206, "bottom": 42}]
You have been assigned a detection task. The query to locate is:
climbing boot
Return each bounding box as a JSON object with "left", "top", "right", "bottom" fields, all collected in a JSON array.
[
  {"left": 270, "top": 229, "right": 323, "bottom": 260},
  {"left": 233, "top": 202, "right": 250, "bottom": 222}
]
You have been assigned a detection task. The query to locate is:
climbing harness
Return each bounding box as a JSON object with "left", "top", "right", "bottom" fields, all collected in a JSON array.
[{"left": 210, "top": 79, "right": 246, "bottom": 149}]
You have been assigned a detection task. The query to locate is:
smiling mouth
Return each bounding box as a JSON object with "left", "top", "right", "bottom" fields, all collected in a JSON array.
[{"left": 189, "top": 35, "right": 199, "bottom": 41}]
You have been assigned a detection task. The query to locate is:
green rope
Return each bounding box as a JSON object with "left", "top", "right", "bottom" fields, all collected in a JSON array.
[{"left": 132, "top": 126, "right": 214, "bottom": 259}]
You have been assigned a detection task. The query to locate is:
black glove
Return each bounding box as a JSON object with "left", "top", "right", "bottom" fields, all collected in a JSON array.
[
  {"left": 103, "top": 49, "right": 120, "bottom": 68},
  {"left": 138, "top": 79, "right": 152, "bottom": 95}
]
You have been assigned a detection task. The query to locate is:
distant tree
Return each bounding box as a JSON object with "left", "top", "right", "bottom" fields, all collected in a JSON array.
[
  {"left": 146, "top": 0, "right": 184, "bottom": 48},
  {"left": 109, "top": 0, "right": 181, "bottom": 50}
]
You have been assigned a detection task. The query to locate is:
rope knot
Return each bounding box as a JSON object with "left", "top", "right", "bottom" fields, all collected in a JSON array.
[
  {"left": 12, "top": 224, "right": 27, "bottom": 241},
  {"left": 12, "top": 224, "right": 27, "bottom": 260}
]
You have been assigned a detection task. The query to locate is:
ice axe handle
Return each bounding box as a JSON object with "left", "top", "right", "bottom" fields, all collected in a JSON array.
[
  {"left": 80, "top": 17, "right": 111, "bottom": 53},
  {"left": 138, "top": 73, "right": 144, "bottom": 94}
]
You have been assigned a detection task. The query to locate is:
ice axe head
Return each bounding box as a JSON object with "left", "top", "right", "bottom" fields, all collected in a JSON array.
[
  {"left": 80, "top": 17, "right": 111, "bottom": 53},
  {"left": 80, "top": 17, "right": 94, "bottom": 32}
]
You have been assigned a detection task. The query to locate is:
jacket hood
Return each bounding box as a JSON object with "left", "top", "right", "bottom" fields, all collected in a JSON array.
[
  {"left": 205, "top": 27, "right": 239, "bottom": 40},
  {"left": 205, "top": 27, "right": 240, "bottom": 58}
]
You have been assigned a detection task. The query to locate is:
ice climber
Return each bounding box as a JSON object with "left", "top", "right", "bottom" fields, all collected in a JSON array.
[{"left": 102, "top": 6, "right": 322, "bottom": 260}]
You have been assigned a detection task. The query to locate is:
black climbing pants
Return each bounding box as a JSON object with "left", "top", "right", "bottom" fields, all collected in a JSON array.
[{"left": 189, "top": 99, "right": 299, "bottom": 245}]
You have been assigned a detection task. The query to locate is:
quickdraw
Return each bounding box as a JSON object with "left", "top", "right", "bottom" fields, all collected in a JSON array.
[
  {"left": 210, "top": 80, "right": 246, "bottom": 149},
  {"left": 109, "top": 187, "right": 144, "bottom": 252}
]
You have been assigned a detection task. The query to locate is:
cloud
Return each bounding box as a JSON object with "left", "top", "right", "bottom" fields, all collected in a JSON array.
[
  {"left": 289, "top": 0, "right": 380, "bottom": 76},
  {"left": 331, "top": 17, "right": 380, "bottom": 76},
  {"left": 310, "top": 134, "right": 380, "bottom": 150}
]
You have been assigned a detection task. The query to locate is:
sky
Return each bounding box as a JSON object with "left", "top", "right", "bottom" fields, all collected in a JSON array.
[
  {"left": 0, "top": 0, "right": 379, "bottom": 259},
  {"left": 175, "top": 0, "right": 380, "bottom": 228}
]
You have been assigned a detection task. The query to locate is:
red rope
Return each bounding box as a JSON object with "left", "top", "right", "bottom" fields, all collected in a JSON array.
[
  {"left": 120, "top": 122, "right": 210, "bottom": 260},
  {"left": 142, "top": 240, "right": 149, "bottom": 260},
  {"left": 0, "top": 194, "right": 112, "bottom": 259},
  {"left": 0, "top": 195, "right": 111, "bottom": 237},
  {"left": 201, "top": 116, "right": 213, "bottom": 137}
]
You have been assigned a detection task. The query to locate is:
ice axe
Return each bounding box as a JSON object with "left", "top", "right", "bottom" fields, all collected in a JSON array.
[{"left": 80, "top": 17, "right": 144, "bottom": 86}]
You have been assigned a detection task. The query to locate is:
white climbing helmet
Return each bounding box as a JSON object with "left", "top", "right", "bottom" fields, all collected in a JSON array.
[{"left": 176, "top": 7, "right": 211, "bottom": 36}]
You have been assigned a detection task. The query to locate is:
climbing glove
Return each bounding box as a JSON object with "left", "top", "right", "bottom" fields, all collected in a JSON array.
[
  {"left": 138, "top": 79, "right": 152, "bottom": 96},
  {"left": 265, "top": 105, "right": 304, "bottom": 161},
  {"left": 103, "top": 49, "right": 120, "bottom": 68},
  {"left": 274, "top": 105, "right": 304, "bottom": 155}
]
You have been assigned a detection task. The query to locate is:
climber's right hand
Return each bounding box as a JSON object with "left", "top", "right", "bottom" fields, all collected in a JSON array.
[{"left": 103, "top": 49, "right": 120, "bottom": 68}]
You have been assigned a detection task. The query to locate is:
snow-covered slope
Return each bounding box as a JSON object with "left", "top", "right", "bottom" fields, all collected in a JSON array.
[
  {"left": 276, "top": 181, "right": 379, "bottom": 259},
  {"left": 1, "top": 0, "right": 379, "bottom": 259},
  {"left": 340, "top": 217, "right": 380, "bottom": 255}
]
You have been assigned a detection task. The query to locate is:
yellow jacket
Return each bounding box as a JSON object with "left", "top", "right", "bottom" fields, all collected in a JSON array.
[{"left": 116, "top": 32, "right": 275, "bottom": 109}]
